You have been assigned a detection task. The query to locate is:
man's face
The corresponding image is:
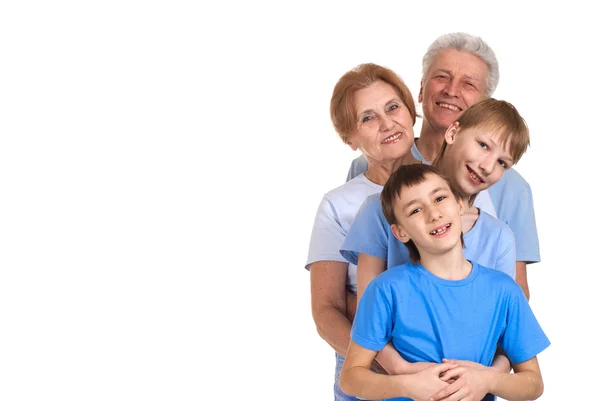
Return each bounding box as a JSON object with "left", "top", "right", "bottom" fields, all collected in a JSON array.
[{"left": 419, "top": 49, "right": 488, "bottom": 133}]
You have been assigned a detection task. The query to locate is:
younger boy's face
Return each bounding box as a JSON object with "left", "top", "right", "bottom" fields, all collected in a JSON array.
[
  {"left": 391, "top": 173, "right": 464, "bottom": 258},
  {"left": 442, "top": 123, "right": 514, "bottom": 196}
]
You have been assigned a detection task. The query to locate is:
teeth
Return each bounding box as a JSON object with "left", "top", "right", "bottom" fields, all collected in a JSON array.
[
  {"left": 382, "top": 132, "right": 402, "bottom": 143},
  {"left": 468, "top": 167, "right": 483, "bottom": 183},
  {"left": 439, "top": 103, "right": 460, "bottom": 111},
  {"left": 430, "top": 223, "right": 451, "bottom": 235}
]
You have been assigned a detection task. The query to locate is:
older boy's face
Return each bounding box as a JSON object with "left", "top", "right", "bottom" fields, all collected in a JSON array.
[
  {"left": 419, "top": 50, "right": 488, "bottom": 133},
  {"left": 443, "top": 125, "right": 514, "bottom": 196},
  {"left": 392, "top": 174, "right": 463, "bottom": 258}
]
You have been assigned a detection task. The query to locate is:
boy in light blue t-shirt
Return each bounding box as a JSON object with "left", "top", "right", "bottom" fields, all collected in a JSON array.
[{"left": 340, "top": 164, "right": 549, "bottom": 401}]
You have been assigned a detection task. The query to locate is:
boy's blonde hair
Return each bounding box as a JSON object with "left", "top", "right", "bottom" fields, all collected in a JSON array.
[{"left": 433, "top": 98, "right": 530, "bottom": 166}]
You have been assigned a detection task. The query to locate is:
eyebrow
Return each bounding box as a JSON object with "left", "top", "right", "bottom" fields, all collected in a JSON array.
[
  {"left": 436, "top": 68, "right": 480, "bottom": 81},
  {"left": 480, "top": 135, "right": 514, "bottom": 163},
  {"left": 357, "top": 99, "right": 400, "bottom": 117},
  {"left": 402, "top": 187, "right": 446, "bottom": 212}
]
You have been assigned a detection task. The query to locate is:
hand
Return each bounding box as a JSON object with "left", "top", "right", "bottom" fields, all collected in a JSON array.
[
  {"left": 429, "top": 359, "right": 492, "bottom": 401},
  {"left": 404, "top": 363, "right": 457, "bottom": 401}
]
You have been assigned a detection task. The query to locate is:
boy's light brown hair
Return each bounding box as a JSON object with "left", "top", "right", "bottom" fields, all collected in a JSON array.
[
  {"left": 381, "top": 164, "right": 464, "bottom": 264},
  {"left": 330, "top": 63, "right": 417, "bottom": 144}
]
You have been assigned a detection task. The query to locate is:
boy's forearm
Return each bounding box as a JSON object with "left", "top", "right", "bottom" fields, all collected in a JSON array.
[
  {"left": 340, "top": 366, "right": 411, "bottom": 400},
  {"left": 375, "top": 343, "right": 411, "bottom": 374},
  {"left": 488, "top": 370, "right": 543, "bottom": 400}
]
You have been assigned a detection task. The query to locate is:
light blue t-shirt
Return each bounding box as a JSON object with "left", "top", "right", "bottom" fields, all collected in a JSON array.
[
  {"left": 306, "top": 174, "right": 383, "bottom": 293},
  {"left": 340, "top": 193, "right": 516, "bottom": 278},
  {"left": 347, "top": 143, "right": 540, "bottom": 263},
  {"left": 351, "top": 262, "right": 550, "bottom": 401}
]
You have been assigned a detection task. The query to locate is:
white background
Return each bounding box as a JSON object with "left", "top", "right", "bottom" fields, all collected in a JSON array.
[{"left": 1, "top": 1, "right": 597, "bottom": 400}]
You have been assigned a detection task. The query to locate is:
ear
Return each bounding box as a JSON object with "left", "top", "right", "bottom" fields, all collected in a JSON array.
[
  {"left": 418, "top": 81, "right": 424, "bottom": 103},
  {"left": 444, "top": 121, "right": 460, "bottom": 145},
  {"left": 347, "top": 141, "right": 358, "bottom": 151},
  {"left": 391, "top": 223, "right": 411, "bottom": 244},
  {"left": 456, "top": 197, "right": 465, "bottom": 216}
]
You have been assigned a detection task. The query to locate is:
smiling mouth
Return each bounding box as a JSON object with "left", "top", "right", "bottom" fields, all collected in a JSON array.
[
  {"left": 430, "top": 223, "right": 451, "bottom": 235},
  {"left": 467, "top": 166, "right": 484, "bottom": 184},
  {"left": 381, "top": 132, "right": 403, "bottom": 144},
  {"left": 436, "top": 102, "right": 462, "bottom": 112}
]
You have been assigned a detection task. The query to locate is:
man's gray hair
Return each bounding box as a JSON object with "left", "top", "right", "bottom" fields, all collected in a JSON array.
[{"left": 422, "top": 32, "right": 499, "bottom": 96}]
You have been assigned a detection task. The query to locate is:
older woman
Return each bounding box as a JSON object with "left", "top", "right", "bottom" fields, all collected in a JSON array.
[{"left": 305, "top": 63, "right": 418, "bottom": 401}]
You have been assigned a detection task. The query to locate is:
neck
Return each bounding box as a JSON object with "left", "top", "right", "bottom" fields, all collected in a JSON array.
[
  {"left": 364, "top": 155, "right": 409, "bottom": 186},
  {"left": 419, "top": 244, "right": 472, "bottom": 280},
  {"left": 417, "top": 120, "right": 447, "bottom": 162}
]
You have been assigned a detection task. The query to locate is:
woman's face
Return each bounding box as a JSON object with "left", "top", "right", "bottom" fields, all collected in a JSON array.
[
  {"left": 442, "top": 123, "right": 514, "bottom": 196},
  {"left": 347, "top": 80, "right": 414, "bottom": 164}
]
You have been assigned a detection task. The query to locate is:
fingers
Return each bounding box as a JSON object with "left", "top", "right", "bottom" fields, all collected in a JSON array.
[
  {"left": 434, "top": 362, "right": 459, "bottom": 375},
  {"left": 439, "top": 367, "right": 465, "bottom": 381},
  {"left": 429, "top": 380, "right": 462, "bottom": 401}
]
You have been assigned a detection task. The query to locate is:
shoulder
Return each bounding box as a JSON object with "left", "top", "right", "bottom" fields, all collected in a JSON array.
[
  {"left": 475, "top": 262, "right": 520, "bottom": 287},
  {"left": 478, "top": 211, "right": 511, "bottom": 230},
  {"left": 325, "top": 174, "right": 371, "bottom": 201},
  {"left": 371, "top": 263, "right": 415, "bottom": 286},
  {"left": 490, "top": 167, "right": 532, "bottom": 196}
]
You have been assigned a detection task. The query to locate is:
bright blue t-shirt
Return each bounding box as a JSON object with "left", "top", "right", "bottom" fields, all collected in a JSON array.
[
  {"left": 351, "top": 262, "right": 550, "bottom": 401},
  {"left": 346, "top": 144, "right": 540, "bottom": 263},
  {"left": 340, "top": 194, "right": 516, "bottom": 278}
]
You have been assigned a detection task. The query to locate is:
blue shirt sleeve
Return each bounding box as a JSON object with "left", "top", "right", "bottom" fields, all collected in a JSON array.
[
  {"left": 351, "top": 280, "right": 393, "bottom": 351},
  {"left": 346, "top": 155, "right": 368, "bottom": 182},
  {"left": 499, "top": 286, "right": 551, "bottom": 364},
  {"left": 340, "top": 194, "right": 389, "bottom": 264},
  {"left": 488, "top": 169, "right": 540, "bottom": 263}
]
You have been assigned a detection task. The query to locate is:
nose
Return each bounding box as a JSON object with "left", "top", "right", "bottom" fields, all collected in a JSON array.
[
  {"left": 444, "top": 78, "right": 460, "bottom": 97},
  {"left": 380, "top": 114, "right": 394, "bottom": 132},
  {"left": 479, "top": 155, "right": 496, "bottom": 176},
  {"left": 427, "top": 205, "right": 442, "bottom": 222}
]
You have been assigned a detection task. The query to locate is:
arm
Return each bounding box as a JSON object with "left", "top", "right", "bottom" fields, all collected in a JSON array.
[
  {"left": 340, "top": 340, "right": 456, "bottom": 400},
  {"left": 516, "top": 261, "right": 530, "bottom": 300},
  {"left": 356, "top": 253, "right": 424, "bottom": 375},
  {"left": 310, "top": 260, "right": 352, "bottom": 356},
  {"left": 490, "top": 170, "right": 539, "bottom": 300},
  {"left": 430, "top": 357, "right": 543, "bottom": 401},
  {"left": 488, "top": 356, "right": 544, "bottom": 400}
]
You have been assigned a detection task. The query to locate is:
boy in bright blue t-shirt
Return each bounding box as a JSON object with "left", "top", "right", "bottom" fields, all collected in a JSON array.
[{"left": 340, "top": 164, "right": 549, "bottom": 401}]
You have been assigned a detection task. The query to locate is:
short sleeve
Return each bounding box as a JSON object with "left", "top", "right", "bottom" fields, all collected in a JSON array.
[
  {"left": 305, "top": 194, "right": 348, "bottom": 269},
  {"left": 499, "top": 288, "right": 551, "bottom": 364},
  {"left": 340, "top": 194, "right": 389, "bottom": 264},
  {"left": 351, "top": 280, "right": 394, "bottom": 351}
]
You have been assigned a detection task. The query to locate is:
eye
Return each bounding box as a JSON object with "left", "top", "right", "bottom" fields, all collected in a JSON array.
[
  {"left": 498, "top": 160, "right": 507, "bottom": 169},
  {"left": 465, "top": 82, "right": 477, "bottom": 89},
  {"left": 434, "top": 196, "right": 446, "bottom": 203},
  {"left": 388, "top": 104, "right": 399, "bottom": 112},
  {"left": 478, "top": 142, "right": 488, "bottom": 149},
  {"left": 361, "top": 115, "right": 372, "bottom": 123},
  {"left": 409, "top": 208, "right": 421, "bottom": 216}
]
